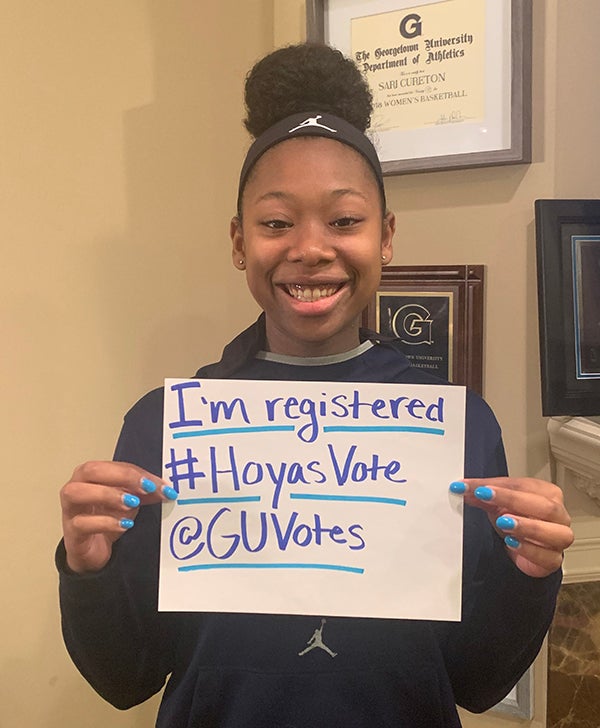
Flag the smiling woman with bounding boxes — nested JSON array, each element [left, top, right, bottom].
[[57, 41, 572, 728], [230, 46, 394, 357], [231, 136, 394, 356]]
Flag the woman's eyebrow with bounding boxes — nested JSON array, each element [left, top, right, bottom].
[[255, 190, 289, 203], [330, 187, 369, 201]]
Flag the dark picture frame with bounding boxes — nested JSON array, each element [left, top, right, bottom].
[[306, 0, 532, 175], [535, 199, 600, 417], [363, 265, 484, 394]]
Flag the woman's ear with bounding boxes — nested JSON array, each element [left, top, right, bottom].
[[381, 211, 395, 265], [230, 217, 246, 270]]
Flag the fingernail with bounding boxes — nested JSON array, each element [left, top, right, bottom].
[[474, 486, 494, 502], [504, 535, 520, 549], [496, 515, 516, 531], [449, 481, 467, 494], [122, 493, 141, 508], [162, 485, 178, 501], [120, 518, 135, 530], [141, 477, 157, 494]]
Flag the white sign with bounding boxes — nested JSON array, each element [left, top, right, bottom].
[[159, 379, 465, 620]]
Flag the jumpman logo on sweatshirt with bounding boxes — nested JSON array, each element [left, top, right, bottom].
[[298, 618, 337, 658]]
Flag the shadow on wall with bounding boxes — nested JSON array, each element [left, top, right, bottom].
[[97, 1, 270, 400]]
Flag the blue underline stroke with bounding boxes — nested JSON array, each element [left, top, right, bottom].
[[323, 425, 444, 435], [173, 426, 295, 439], [290, 493, 407, 506], [176, 496, 261, 505], [178, 562, 364, 574]]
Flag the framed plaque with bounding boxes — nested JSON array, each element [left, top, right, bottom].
[[363, 265, 484, 393], [535, 199, 600, 416], [306, 0, 532, 175]]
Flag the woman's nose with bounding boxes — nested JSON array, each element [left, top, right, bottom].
[[286, 224, 336, 266]]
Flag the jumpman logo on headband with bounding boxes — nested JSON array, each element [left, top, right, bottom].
[[288, 115, 338, 134], [298, 618, 337, 658]]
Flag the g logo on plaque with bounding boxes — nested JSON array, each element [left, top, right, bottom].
[[362, 265, 485, 394], [392, 304, 434, 345]]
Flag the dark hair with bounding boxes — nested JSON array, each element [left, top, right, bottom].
[[243, 43, 373, 138]]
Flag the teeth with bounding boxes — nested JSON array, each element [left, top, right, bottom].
[[285, 284, 339, 302]]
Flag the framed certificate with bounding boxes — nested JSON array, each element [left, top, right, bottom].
[[306, 0, 532, 174], [535, 199, 600, 416], [362, 265, 484, 394]]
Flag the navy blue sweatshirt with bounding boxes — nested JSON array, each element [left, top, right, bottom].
[[57, 317, 561, 726]]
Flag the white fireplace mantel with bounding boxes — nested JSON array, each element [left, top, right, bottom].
[[548, 416, 600, 584], [548, 416, 600, 504]]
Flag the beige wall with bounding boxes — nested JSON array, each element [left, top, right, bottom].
[[1, 1, 599, 726], [0, 3, 268, 726]]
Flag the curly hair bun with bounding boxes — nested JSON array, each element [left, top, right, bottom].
[[243, 43, 373, 138]]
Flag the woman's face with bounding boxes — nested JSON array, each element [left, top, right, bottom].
[[231, 137, 394, 357]]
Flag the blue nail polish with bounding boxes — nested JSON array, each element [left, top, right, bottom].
[[496, 515, 516, 531], [474, 486, 494, 501], [123, 493, 141, 508], [449, 481, 467, 494], [504, 535, 520, 549], [141, 477, 157, 494], [162, 486, 178, 501], [120, 518, 135, 530]]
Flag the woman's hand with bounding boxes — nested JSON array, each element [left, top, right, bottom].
[[60, 461, 177, 574], [452, 477, 574, 578]]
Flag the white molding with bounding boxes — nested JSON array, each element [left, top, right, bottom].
[[568, 536, 600, 552], [562, 568, 600, 584], [562, 536, 600, 583], [548, 416, 600, 505]]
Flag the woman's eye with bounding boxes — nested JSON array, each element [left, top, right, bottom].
[[332, 216, 361, 228], [263, 219, 291, 230]]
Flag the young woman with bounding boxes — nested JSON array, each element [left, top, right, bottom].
[[58, 43, 573, 727]]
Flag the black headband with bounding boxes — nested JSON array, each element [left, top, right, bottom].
[[236, 111, 386, 213]]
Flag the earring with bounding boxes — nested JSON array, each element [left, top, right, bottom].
[[381, 255, 387, 261], [239, 259, 244, 265]]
